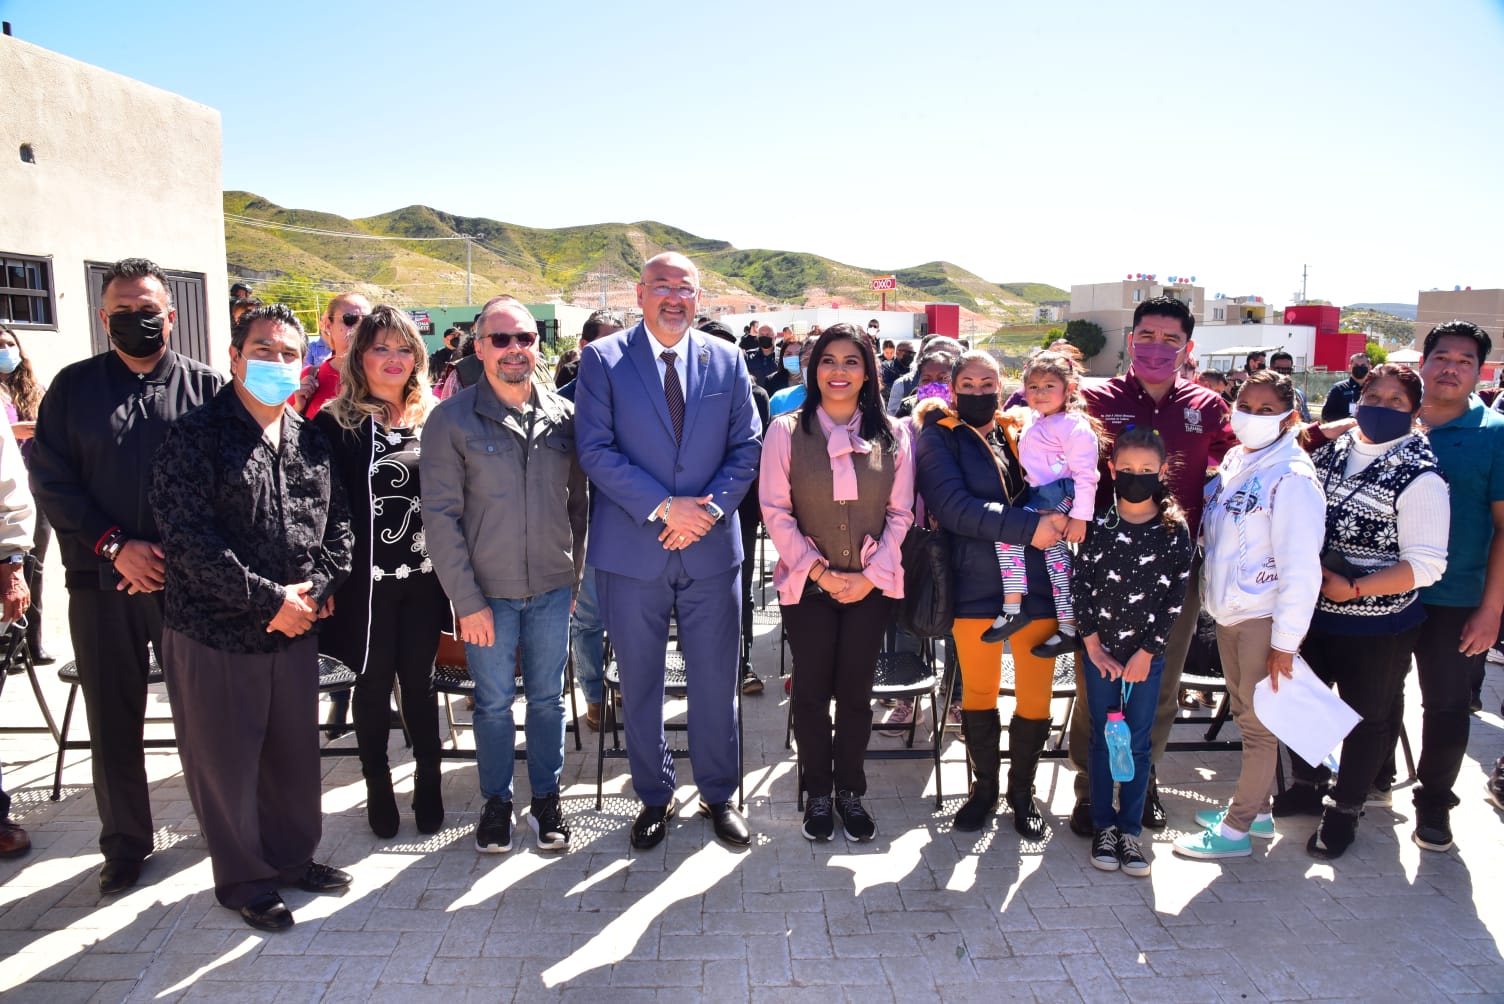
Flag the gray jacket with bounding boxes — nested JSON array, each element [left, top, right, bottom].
[[421, 377, 587, 617]]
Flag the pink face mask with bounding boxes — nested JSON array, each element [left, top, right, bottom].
[[1131, 341, 1180, 383], [915, 381, 952, 405]]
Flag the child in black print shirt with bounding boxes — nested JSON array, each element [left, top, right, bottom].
[[1071, 426, 1194, 878]]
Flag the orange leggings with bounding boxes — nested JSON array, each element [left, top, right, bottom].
[[953, 616, 1060, 719]]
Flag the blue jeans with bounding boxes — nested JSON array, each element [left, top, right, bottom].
[[465, 586, 571, 802], [569, 569, 605, 705], [1081, 648, 1164, 837]]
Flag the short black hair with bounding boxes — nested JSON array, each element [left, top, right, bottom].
[[231, 302, 307, 353], [881, 339, 894, 349], [1132, 295, 1194, 338], [102, 257, 174, 307], [698, 320, 735, 344], [229, 282, 253, 298], [1422, 319, 1492, 363], [1269, 350, 1293, 367], [582, 309, 626, 344]]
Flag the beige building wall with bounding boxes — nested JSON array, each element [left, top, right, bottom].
[[1068, 280, 1206, 375], [0, 36, 228, 383], [1416, 289, 1504, 346]]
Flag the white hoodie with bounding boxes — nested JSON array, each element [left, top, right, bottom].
[[1200, 430, 1325, 653]]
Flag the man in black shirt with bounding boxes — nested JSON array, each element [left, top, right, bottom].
[[745, 324, 781, 392], [150, 303, 353, 931], [1321, 352, 1371, 421], [30, 258, 223, 895], [428, 326, 461, 383]]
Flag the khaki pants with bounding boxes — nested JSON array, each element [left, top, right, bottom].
[[1215, 617, 1280, 833]]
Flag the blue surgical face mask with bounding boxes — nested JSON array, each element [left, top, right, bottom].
[[782, 356, 801, 375], [1354, 404, 1413, 444], [241, 358, 301, 407], [0, 348, 20, 374]]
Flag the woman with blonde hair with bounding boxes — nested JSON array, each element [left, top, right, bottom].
[[315, 305, 451, 838]]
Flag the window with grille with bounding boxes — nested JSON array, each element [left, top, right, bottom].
[[0, 254, 56, 328]]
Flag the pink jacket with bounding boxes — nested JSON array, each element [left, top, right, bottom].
[[1018, 410, 1100, 521], [760, 408, 915, 605]]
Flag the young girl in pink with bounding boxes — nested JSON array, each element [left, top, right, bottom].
[[982, 351, 1101, 658]]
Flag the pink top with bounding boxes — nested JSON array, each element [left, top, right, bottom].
[[760, 407, 915, 605], [1019, 409, 1100, 521]]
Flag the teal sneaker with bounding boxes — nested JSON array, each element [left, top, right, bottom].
[[1173, 827, 1252, 860], [1194, 806, 1275, 840]]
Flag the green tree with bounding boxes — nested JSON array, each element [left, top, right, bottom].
[[1365, 342, 1388, 366], [1059, 319, 1106, 361]]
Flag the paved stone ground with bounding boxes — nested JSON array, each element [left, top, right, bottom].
[[1, 551, 1503, 1002]]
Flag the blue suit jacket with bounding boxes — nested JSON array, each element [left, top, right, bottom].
[[575, 322, 763, 580]]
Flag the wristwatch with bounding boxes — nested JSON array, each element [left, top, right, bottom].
[[3, 553, 24, 565]]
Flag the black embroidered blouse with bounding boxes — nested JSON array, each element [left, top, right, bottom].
[[1071, 511, 1194, 663]]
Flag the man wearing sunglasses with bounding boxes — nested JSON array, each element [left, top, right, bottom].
[[422, 296, 587, 854], [293, 293, 369, 419], [575, 252, 762, 850]]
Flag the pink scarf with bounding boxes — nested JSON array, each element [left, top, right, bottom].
[[823, 410, 871, 502]]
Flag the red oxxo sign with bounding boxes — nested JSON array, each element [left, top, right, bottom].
[[871, 276, 897, 291]]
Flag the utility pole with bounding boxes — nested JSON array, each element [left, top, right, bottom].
[[1301, 263, 1309, 304], [463, 235, 474, 306], [587, 272, 614, 308]]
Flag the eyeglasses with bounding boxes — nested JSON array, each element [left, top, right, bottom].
[[485, 331, 537, 349], [340, 312, 365, 327], [645, 285, 698, 299]]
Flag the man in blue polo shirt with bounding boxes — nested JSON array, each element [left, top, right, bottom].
[[1407, 320, 1504, 851]]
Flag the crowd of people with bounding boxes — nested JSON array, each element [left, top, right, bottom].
[[0, 256, 1501, 935]]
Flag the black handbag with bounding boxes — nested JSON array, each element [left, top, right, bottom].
[[898, 520, 952, 638]]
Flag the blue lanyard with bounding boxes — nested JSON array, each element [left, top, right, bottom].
[[1121, 680, 1133, 706]]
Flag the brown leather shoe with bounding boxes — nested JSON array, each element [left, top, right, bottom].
[[585, 703, 601, 732], [0, 819, 30, 859]]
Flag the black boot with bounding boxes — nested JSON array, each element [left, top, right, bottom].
[[1005, 715, 1052, 840], [955, 710, 1002, 832], [413, 758, 445, 835], [363, 766, 399, 838]]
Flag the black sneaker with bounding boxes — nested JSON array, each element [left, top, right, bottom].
[[1116, 832, 1151, 877], [475, 796, 513, 853], [834, 790, 877, 842], [1142, 779, 1168, 830], [981, 611, 1034, 645], [802, 794, 834, 842], [528, 793, 570, 851], [1271, 782, 1327, 818], [1069, 798, 1094, 838], [1487, 756, 1504, 811], [1306, 805, 1360, 860], [1090, 827, 1120, 871], [1413, 798, 1454, 852], [741, 671, 765, 696]]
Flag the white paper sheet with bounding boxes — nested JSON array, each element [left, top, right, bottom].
[[1252, 655, 1362, 767]]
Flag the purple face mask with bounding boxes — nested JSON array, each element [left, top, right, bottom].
[[915, 381, 952, 406], [1131, 341, 1181, 383]]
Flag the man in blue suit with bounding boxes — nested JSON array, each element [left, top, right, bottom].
[[575, 252, 762, 849]]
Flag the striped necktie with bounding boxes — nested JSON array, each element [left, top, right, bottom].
[[661, 350, 684, 442]]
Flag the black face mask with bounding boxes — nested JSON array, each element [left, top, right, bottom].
[[954, 391, 999, 428], [757, 336, 774, 350], [1351, 365, 1370, 381], [1114, 471, 1160, 504], [108, 310, 166, 358]]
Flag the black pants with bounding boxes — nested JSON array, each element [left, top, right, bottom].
[[162, 629, 321, 908], [1291, 623, 1421, 810], [354, 574, 447, 773], [68, 586, 163, 862], [1410, 604, 1481, 808], [784, 588, 893, 798], [25, 507, 50, 651]]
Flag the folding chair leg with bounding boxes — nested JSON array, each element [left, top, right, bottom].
[[595, 688, 609, 811], [53, 684, 79, 801], [1204, 694, 1232, 742], [1399, 723, 1417, 782]]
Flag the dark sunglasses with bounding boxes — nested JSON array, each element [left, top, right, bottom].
[[340, 312, 364, 327], [485, 331, 537, 349]]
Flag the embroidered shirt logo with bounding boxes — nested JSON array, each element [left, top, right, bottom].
[[1184, 407, 1203, 434]]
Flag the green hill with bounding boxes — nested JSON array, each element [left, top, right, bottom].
[[225, 192, 1057, 320]]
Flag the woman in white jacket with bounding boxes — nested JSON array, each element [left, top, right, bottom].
[[1175, 371, 1325, 860]]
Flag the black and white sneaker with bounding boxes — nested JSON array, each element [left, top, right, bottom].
[[1412, 797, 1454, 852], [1487, 756, 1504, 811], [802, 794, 834, 842], [834, 790, 877, 842], [1116, 833, 1151, 877], [475, 796, 513, 853], [1090, 827, 1120, 872], [529, 793, 570, 851]]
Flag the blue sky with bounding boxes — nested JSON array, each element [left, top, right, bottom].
[[5, 0, 1502, 306]]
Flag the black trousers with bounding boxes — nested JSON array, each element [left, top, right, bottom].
[[784, 588, 893, 798], [1291, 623, 1421, 810], [25, 507, 50, 650], [163, 629, 322, 909], [1410, 604, 1481, 808], [354, 574, 447, 773], [67, 586, 163, 862]]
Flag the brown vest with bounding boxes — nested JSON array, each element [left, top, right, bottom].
[[785, 414, 895, 573]]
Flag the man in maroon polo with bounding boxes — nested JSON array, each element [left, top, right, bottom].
[[1066, 295, 1236, 834]]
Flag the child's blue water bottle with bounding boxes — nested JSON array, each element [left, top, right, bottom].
[[1105, 704, 1134, 783]]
